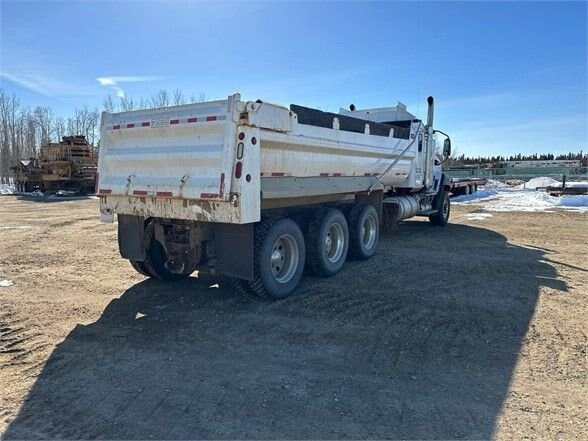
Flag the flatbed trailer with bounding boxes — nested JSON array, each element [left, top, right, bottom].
[[98, 93, 452, 299], [449, 178, 487, 196]]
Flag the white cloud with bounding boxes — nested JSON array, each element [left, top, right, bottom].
[[96, 76, 162, 98], [0, 70, 91, 97]]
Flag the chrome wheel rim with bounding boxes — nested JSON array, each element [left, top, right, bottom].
[[361, 214, 377, 250], [325, 222, 345, 263], [270, 234, 299, 283]]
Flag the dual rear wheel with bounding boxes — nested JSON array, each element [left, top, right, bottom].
[[129, 220, 191, 281], [130, 205, 381, 300], [248, 204, 380, 299]]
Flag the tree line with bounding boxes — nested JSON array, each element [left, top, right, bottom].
[[0, 88, 206, 184], [444, 151, 586, 167]]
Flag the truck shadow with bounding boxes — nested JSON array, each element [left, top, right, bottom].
[[15, 195, 97, 203], [3, 222, 566, 440]]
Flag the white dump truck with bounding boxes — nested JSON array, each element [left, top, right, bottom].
[[97, 94, 452, 299]]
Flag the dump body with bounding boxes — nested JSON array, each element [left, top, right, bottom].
[[98, 93, 435, 224]]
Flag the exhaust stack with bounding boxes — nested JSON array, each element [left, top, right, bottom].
[[427, 96, 434, 127]]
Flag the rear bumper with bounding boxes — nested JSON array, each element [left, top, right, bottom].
[[100, 195, 246, 224]]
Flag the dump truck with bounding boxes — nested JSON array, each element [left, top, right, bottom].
[[98, 94, 452, 299], [13, 135, 97, 194]]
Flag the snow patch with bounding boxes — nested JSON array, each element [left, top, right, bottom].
[[465, 213, 493, 221], [0, 279, 14, 287], [454, 188, 588, 213], [0, 184, 16, 195], [516, 177, 561, 189], [452, 176, 588, 213], [482, 191, 558, 212], [485, 179, 509, 189], [452, 189, 500, 203]]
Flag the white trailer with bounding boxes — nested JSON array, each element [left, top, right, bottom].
[[98, 93, 452, 299]]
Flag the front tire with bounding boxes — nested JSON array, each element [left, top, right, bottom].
[[429, 191, 450, 226], [249, 217, 306, 299]]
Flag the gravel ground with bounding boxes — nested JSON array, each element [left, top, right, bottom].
[[0, 195, 586, 439]]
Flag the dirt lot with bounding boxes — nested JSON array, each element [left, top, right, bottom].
[[0, 195, 586, 439]]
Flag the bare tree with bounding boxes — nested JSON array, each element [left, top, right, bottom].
[[151, 89, 170, 108], [119, 97, 135, 112], [172, 89, 185, 106], [103, 94, 117, 113], [33, 106, 54, 147], [53, 116, 66, 141]]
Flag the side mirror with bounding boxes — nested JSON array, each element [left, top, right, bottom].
[[443, 138, 451, 157]]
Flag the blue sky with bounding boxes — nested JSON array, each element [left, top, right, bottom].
[[0, 1, 586, 157]]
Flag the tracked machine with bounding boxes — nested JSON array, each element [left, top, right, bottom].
[[13, 135, 97, 194]]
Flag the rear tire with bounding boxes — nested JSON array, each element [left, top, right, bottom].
[[306, 208, 349, 277], [429, 191, 450, 226], [129, 259, 152, 277], [249, 217, 306, 299], [348, 204, 379, 260], [142, 221, 189, 281]]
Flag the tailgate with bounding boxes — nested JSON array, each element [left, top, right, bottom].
[[98, 98, 235, 201]]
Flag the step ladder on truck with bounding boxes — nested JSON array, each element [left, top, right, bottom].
[[97, 94, 452, 299]]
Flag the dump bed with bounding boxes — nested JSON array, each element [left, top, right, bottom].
[[98, 93, 431, 224]]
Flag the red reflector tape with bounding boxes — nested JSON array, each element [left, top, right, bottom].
[[271, 172, 285, 177], [156, 191, 173, 197], [200, 193, 219, 199], [187, 117, 198, 123], [126, 123, 135, 128], [98, 189, 112, 194], [206, 116, 217, 121], [133, 190, 148, 196], [170, 119, 179, 125], [112, 125, 120, 130], [142, 121, 150, 127]]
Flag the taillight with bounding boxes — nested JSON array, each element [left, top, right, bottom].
[[235, 161, 243, 179]]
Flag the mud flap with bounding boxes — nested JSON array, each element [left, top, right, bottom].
[[215, 223, 254, 281], [118, 214, 146, 261]]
